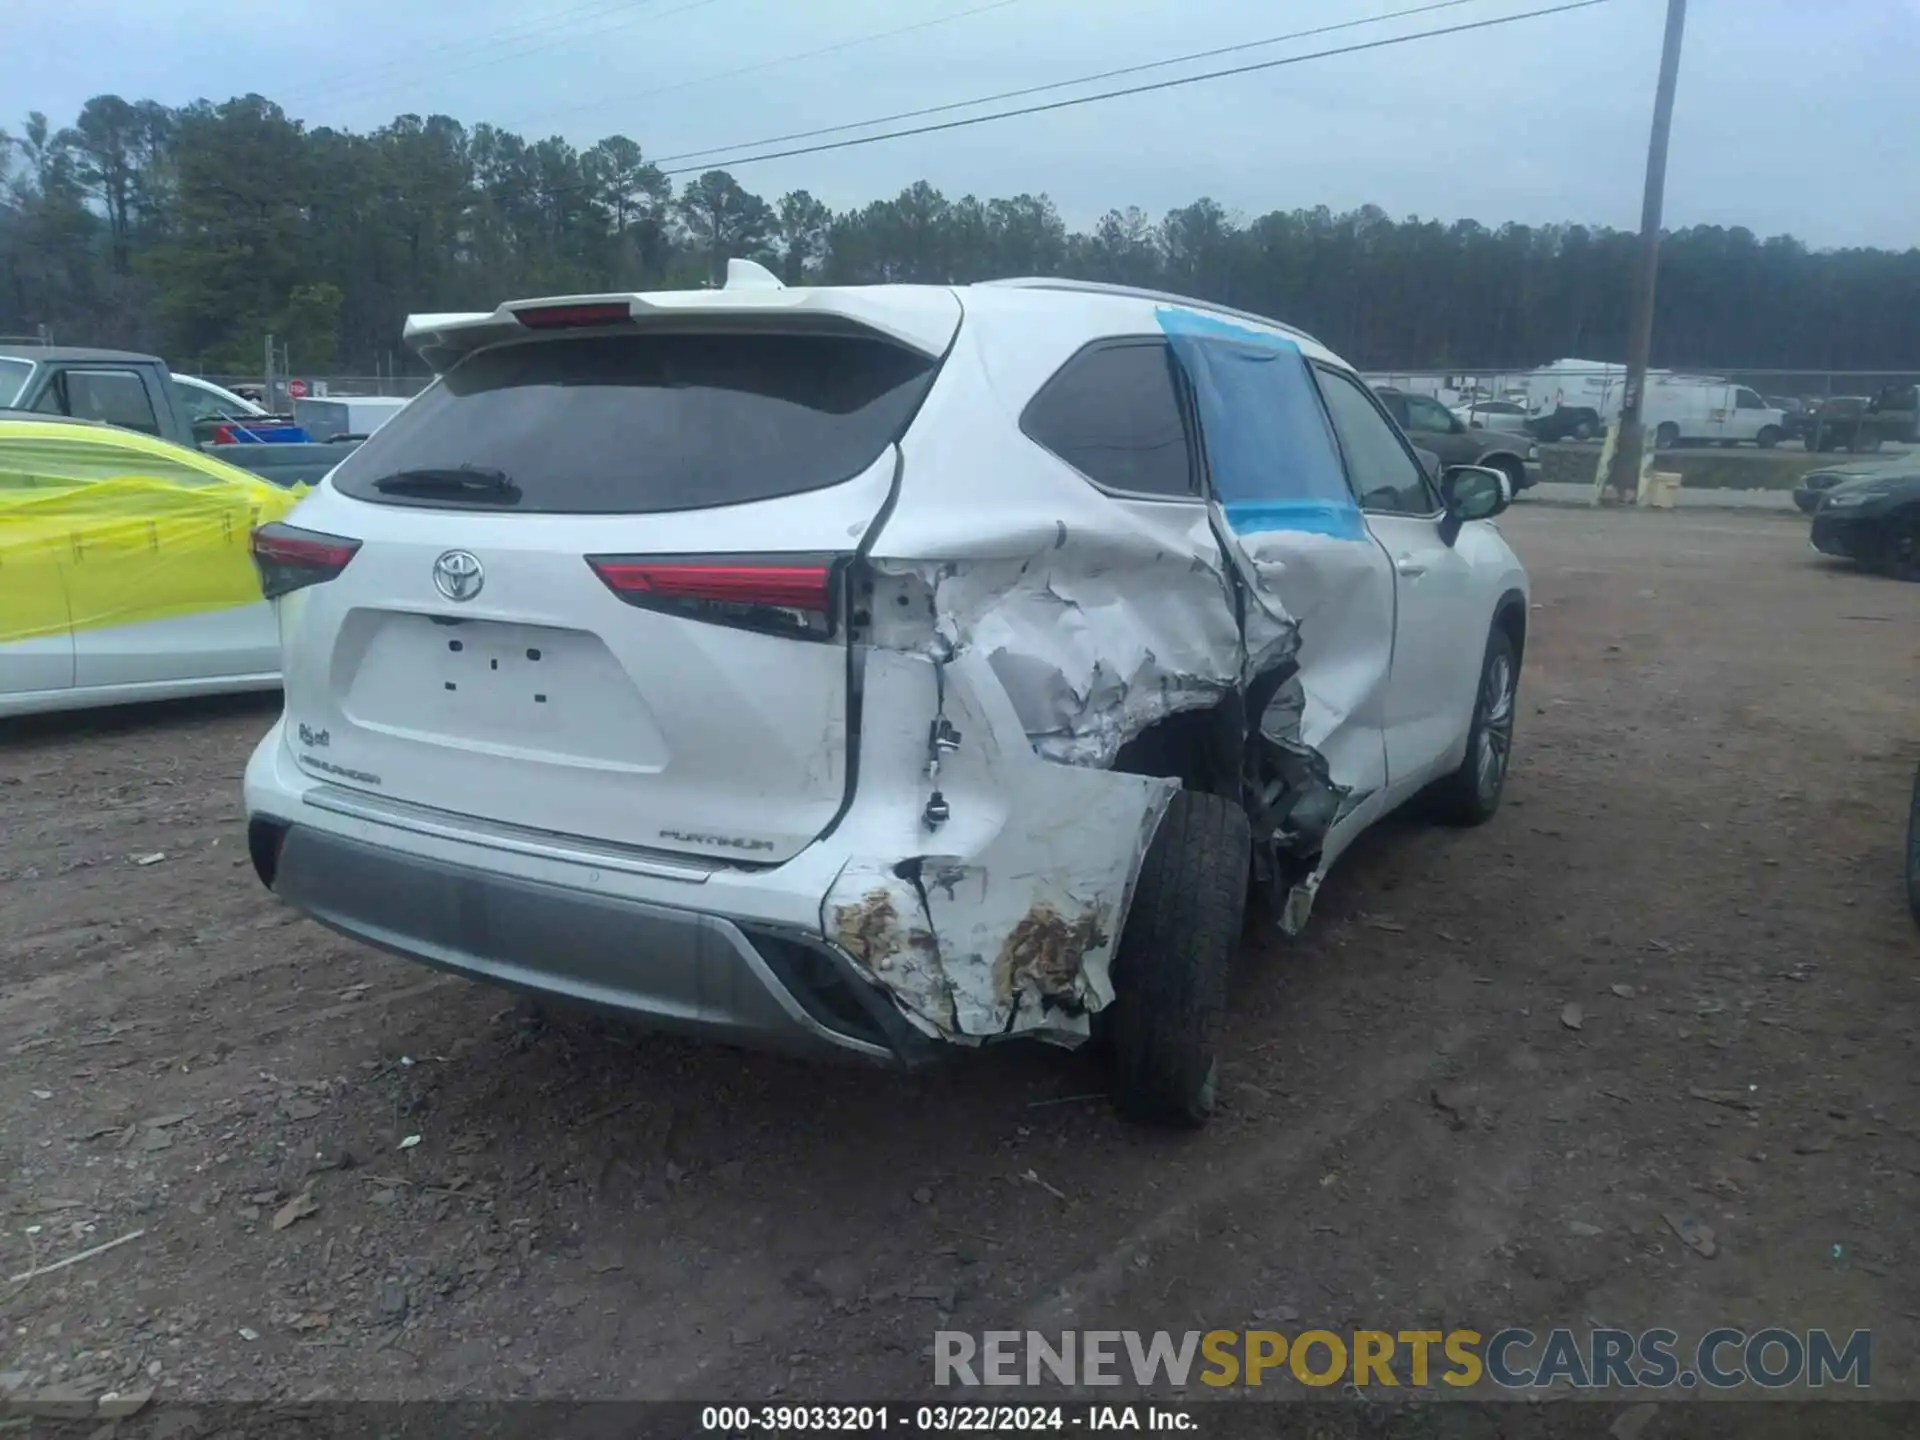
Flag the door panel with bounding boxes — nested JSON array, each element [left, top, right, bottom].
[[0, 536, 76, 696], [1161, 325, 1392, 810], [1363, 512, 1481, 784], [67, 466, 277, 687], [1312, 367, 1482, 793]]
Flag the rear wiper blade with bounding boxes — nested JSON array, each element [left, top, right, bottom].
[[370, 465, 521, 500]]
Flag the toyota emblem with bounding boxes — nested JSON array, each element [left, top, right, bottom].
[[432, 550, 485, 602]]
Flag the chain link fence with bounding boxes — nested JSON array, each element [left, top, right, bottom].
[[198, 373, 436, 401]]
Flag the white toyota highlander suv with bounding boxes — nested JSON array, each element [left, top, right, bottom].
[[244, 264, 1529, 1127]]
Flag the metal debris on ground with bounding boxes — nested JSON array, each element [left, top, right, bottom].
[[7, 1228, 146, 1284]]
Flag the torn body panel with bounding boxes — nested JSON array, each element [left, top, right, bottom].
[[824, 646, 1177, 1043], [821, 299, 1394, 1042]]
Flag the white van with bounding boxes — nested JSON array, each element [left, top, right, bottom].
[[1642, 378, 1785, 449]]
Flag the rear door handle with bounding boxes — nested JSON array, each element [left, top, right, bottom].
[[1395, 558, 1428, 578]]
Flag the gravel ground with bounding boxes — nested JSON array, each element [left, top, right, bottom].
[[1, 505, 1916, 1414]]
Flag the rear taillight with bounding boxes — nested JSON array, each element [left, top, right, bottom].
[[586, 556, 842, 640], [512, 301, 633, 330], [251, 522, 362, 600]]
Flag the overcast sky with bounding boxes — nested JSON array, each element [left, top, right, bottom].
[[14, 0, 1917, 248]]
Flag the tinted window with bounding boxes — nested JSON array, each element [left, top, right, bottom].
[[330, 331, 939, 513], [1022, 340, 1195, 498], [42, 369, 161, 434], [1734, 388, 1764, 409], [1316, 367, 1439, 516]]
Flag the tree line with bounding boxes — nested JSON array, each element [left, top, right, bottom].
[[3, 92, 1916, 377]]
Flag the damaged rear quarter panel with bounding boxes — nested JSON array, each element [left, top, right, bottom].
[[825, 647, 1178, 1044], [822, 294, 1387, 1041]]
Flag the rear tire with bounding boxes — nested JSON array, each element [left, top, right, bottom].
[[1106, 790, 1251, 1129], [1425, 626, 1519, 827], [1654, 422, 1680, 450]]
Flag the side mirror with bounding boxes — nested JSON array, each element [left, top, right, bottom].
[[1439, 464, 1509, 544]]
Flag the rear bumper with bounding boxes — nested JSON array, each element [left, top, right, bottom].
[[257, 819, 933, 1067], [244, 644, 1178, 1054]]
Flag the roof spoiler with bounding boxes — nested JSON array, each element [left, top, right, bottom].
[[403, 264, 958, 375]]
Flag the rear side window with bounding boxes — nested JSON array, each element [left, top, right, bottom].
[[35, 369, 162, 435], [1021, 339, 1196, 498], [330, 331, 939, 513]]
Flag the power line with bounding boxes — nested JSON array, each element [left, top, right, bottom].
[[277, 0, 661, 108], [325, 0, 737, 125], [655, 0, 1614, 178], [504, 0, 1034, 133], [652, 0, 1486, 168]]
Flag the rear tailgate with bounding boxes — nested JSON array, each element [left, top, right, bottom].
[[267, 301, 958, 865]]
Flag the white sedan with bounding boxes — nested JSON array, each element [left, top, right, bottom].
[[0, 414, 302, 718], [1451, 399, 1533, 434]]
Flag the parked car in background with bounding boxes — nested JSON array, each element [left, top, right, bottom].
[[1790, 385, 1919, 453], [0, 413, 304, 717], [244, 268, 1529, 1128], [1791, 458, 1887, 513], [174, 373, 269, 423], [1526, 405, 1604, 442], [1373, 386, 1539, 491], [1805, 456, 1920, 580], [1450, 399, 1531, 434], [1789, 396, 1879, 453], [0, 344, 363, 488]]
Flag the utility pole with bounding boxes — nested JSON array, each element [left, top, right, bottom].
[[1601, 0, 1688, 505]]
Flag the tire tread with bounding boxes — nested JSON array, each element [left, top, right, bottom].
[[1108, 790, 1251, 1128]]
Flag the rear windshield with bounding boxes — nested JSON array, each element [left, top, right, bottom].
[[329, 331, 939, 513]]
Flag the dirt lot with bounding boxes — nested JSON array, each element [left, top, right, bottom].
[[2, 505, 1917, 1410]]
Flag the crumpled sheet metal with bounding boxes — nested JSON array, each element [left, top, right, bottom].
[[830, 304, 1393, 1039], [872, 520, 1245, 768], [824, 647, 1179, 1044], [0, 420, 305, 645]]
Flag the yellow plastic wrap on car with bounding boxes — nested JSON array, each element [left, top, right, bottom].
[[0, 419, 307, 645]]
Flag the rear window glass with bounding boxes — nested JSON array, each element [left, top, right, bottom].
[[329, 331, 939, 513]]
